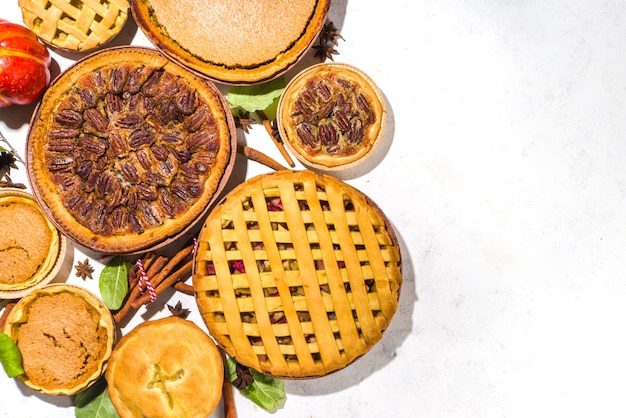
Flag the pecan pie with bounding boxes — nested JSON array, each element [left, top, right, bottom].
[[277, 63, 387, 171], [0, 189, 66, 299], [193, 170, 402, 378], [106, 317, 223, 418], [3, 284, 115, 395], [18, 0, 130, 51], [26, 47, 236, 254], [129, 0, 330, 84]]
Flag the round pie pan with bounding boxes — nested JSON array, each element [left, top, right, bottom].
[[277, 62, 387, 172], [129, 0, 331, 85], [26, 46, 238, 255], [0, 188, 67, 300]]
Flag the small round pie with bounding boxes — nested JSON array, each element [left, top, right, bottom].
[[0, 189, 66, 299], [3, 284, 115, 395], [26, 46, 236, 254], [129, 0, 330, 84], [193, 170, 402, 378], [19, 0, 130, 51], [106, 317, 224, 418], [277, 63, 386, 171]]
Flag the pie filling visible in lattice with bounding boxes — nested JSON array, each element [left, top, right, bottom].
[[194, 170, 402, 378], [27, 47, 234, 254]]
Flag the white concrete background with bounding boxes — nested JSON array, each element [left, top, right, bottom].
[[2, 0, 626, 417]]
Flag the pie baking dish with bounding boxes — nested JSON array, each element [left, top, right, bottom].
[[129, 0, 331, 84], [3, 284, 115, 395], [193, 170, 402, 378], [277, 62, 387, 171], [106, 317, 223, 418], [26, 46, 236, 254], [0, 188, 66, 299], [18, 0, 130, 51]]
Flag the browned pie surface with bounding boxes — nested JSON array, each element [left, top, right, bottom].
[[106, 317, 223, 418], [27, 47, 234, 254], [0, 196, 54, 288], [4, 284, 114, 395], [194, 170, 402, 378], [130, 0, 330, 84]]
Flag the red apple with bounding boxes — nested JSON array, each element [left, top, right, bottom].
[[0, 19, 51, 107]]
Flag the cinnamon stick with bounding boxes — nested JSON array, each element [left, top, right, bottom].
[[132, 259, 193, 307], [220, 348, 238, 418], [173, 281, 195, 296], [261, 118, 295, 167], [0, 302, 16, 330], [237, 145, 288, 172]]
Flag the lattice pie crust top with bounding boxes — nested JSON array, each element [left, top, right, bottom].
[[193, 170, 402, 378]]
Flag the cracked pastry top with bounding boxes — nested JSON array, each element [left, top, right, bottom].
[[3, 284, 115, 395], [129, 0, 331, 84], [26, 47, 235, 254], [18, 0, 130, 51], [193, 170, 403, 378], [277, 63, 387, 171], [0, 189, 65, 299], [106, 317, 223, 418]]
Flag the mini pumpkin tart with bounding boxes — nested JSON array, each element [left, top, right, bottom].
[[106, 317, 223, 418], [18, 0, 130, 52], [3, 284, 115, 395], [193, 170, 402, 378], [277, 63, 387, 171], [26, 46, 236, 254], [129, 0, 331, 84], [0, 188, 66, 300]]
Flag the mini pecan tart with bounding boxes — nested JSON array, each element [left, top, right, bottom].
[[193, 170, 402, 378], [106, 317, 223, 418], [19, 0, 130, 51], [0, 189, 66, 300], [129, 0, 330, 84], [277, 63, 387, 171], [3, 284, 115, 395], [26, 46, 236, 254]]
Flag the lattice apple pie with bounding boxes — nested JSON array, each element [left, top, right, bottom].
[[193, 170, 402, 378], [26, 46, 235, 254]]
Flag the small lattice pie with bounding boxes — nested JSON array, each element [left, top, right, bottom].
[[26, 47, 235, 254], [19, 0, 129, 51], [193, 170, 402, 378]]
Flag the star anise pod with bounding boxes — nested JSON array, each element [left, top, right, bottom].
[[0, 152, 18, 176], [313, 41, 339, 62], [75, 258, 94, 280], [0, 174, 26, 189], [232, 361, 254, 390], [320, 21, 344, 46], [167, 300, 191, 319], [235, 110, 255, 134]]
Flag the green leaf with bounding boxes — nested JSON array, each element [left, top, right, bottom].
[[99, 256, 131, 310], [0, 332, 24, 378], [226, 356, 286, 412], [75, 377, 119, 418], [227, 77, 286, 114]]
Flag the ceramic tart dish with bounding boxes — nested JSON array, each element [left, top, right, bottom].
[[0, 188, 66, 300], [3, 284, 115, 396], [18, 0, 130, 52], [106, 317, 223, 418], [193, 170, 402, 378], [26, 46, 237, 255], [128, 0, 331, 85], [277, 62, 387, 171]]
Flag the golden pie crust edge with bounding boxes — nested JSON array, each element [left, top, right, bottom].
[[106, 317, 223, 418], [0, 189, 67, 300], [26, 46, 236, 255], [3, 283, 115, 395], [129, 0, 331, 84], [193, 170, 402, 378], [278, 62, 387, 171], [19, 0, 130, 52]]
